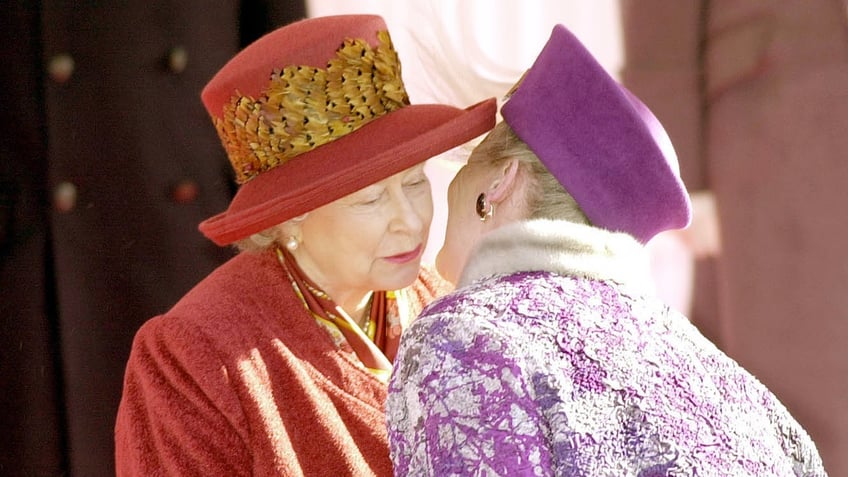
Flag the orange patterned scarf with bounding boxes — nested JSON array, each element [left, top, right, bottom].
[[276, 247, 398, 381]]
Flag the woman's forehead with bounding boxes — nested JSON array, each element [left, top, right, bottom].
[[333, 164, 429, 201]]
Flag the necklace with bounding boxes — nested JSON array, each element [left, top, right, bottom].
[[359, 297, 376, 340]]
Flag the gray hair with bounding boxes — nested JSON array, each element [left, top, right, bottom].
[[233, 214, 308, 253], [234, 227, 281, 253], [473, 121, 590, 225]]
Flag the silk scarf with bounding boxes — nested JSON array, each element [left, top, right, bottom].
[[276, 247, 398, 381]]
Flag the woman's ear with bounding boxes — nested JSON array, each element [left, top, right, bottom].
[[486, 158, 520, 204], [276, 213, 309, 242]]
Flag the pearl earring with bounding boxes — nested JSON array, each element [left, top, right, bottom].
[[285, 236, 299, 251], [476, 193, 494, 222]]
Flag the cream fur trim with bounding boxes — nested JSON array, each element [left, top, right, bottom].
[[458, 219, 655, 295]]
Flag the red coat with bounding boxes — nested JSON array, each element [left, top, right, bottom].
[[620, 1, 848, 474], [115, 250, 448, 476]]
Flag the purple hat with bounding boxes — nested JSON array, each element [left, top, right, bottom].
[[501, 24, 691, 243]]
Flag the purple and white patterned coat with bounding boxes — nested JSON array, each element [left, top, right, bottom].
[[387, 220, 826, 476]]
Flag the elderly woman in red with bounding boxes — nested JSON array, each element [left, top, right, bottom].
[[113, 15, 495, 476]]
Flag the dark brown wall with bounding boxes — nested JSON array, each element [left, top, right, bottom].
[[0, 1, 305, 475]]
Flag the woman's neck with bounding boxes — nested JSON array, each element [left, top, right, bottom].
[[283, 247, 373, 327], [276, 247, 374, 328], [333, 290, 374, 328]]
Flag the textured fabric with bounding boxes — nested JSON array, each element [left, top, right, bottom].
[[116, 249, 449, 476], [387, 220, 826, 476]]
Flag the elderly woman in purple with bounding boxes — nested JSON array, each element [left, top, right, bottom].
[[386, 24, 826, 476]]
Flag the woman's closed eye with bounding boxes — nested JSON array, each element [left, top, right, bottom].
[[356, 192, 384, 206], [403, 176, 429, 189]]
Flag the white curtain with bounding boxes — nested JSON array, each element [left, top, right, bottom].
[[306, 0, 623, 106]]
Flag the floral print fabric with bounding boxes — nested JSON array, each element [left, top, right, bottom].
[[387, 271, 826, 476]]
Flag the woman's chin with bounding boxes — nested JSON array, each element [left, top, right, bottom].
[[379, 259, 423, 291]]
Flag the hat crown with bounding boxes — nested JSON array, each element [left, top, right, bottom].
[[501, 24, 691, 243], [202, 15, 409, 184]]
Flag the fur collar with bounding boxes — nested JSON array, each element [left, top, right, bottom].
[[458, 219, 655, 295]]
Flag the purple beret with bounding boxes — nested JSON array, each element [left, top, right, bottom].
[[501, 24, 691, 243]]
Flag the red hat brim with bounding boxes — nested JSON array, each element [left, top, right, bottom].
[[200, 97, 496, 245]]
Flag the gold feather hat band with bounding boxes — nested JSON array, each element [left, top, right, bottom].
[[199, 15, 496, 246]]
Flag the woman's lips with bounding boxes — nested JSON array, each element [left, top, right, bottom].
[[384, 245, 423, 264]]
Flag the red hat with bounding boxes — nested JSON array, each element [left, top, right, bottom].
[[199, 15, 496, 245]]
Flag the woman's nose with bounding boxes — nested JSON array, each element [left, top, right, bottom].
[[388, 193, 426, 234]]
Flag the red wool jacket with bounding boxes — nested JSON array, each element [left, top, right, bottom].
[[115, 249, 448, 476]]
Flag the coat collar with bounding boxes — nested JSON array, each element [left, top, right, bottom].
[[458, 219, 655, 295]]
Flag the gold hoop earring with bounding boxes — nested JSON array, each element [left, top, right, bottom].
[[285, 236, 300, 251], [476, 193, 494, 222]]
